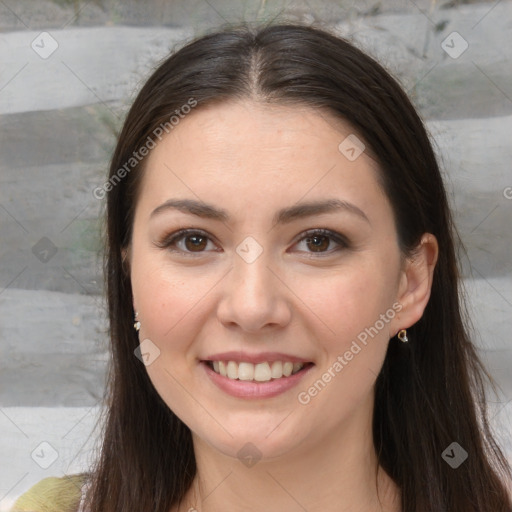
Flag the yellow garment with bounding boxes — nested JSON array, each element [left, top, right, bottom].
[[11, 474, 88, 512]]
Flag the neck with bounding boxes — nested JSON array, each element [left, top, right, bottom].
[[175, 394, 401, 512]]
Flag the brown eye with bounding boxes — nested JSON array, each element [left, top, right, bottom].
[[156, 229, 218, 255], [305, 235, 331, 252], [184, 234, 208, 252], [293, 229, 348, 255]]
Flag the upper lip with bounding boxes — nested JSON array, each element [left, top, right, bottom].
[[202, 351, 312, 364]]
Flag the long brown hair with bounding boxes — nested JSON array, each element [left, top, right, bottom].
[[85, 23, 512, 511]]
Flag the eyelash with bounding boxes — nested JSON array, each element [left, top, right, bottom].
[[155, 228, 349, 257]]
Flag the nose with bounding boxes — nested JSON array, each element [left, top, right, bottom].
[[216, 251, 292, 333]]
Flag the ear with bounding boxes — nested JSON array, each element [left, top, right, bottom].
[[390, 233, 438, 336]]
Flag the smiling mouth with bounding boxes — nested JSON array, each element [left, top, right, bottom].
[[203, 360, 313, 382]]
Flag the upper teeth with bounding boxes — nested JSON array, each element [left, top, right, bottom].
[[211, 361, 304, 381]]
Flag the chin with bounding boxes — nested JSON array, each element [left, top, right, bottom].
[[191, 418, 312, 464]]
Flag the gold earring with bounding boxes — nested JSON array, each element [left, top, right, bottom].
[[134, 312, 141, 332], [397, 329, 408, 343]]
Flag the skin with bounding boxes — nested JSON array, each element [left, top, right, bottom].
[[127, 100, 438, 512]]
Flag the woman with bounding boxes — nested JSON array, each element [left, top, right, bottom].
[[12, 23, 512, 512]]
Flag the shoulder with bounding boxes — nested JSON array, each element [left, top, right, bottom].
[[10, 473, 89, 512]]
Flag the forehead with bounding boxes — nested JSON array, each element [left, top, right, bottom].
[[153, 100, 361, 160], [137, 100, 389, 225]]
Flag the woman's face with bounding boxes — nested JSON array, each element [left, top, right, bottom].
[[129, 100, 407, 460]]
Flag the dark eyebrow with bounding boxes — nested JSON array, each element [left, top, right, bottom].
[[150, 198, 369, 224], [273, 199, 369, 225], [151, 199, 229, 221]]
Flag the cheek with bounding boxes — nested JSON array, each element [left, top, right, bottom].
[[130, 254, 213, 357], [295, 273, 393, 426], [305, 263, 396, 348], [130, 259, 212, 412], [295, 260, 399, 407]]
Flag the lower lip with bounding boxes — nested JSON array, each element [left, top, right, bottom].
[[201, 362, 314, 399]]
